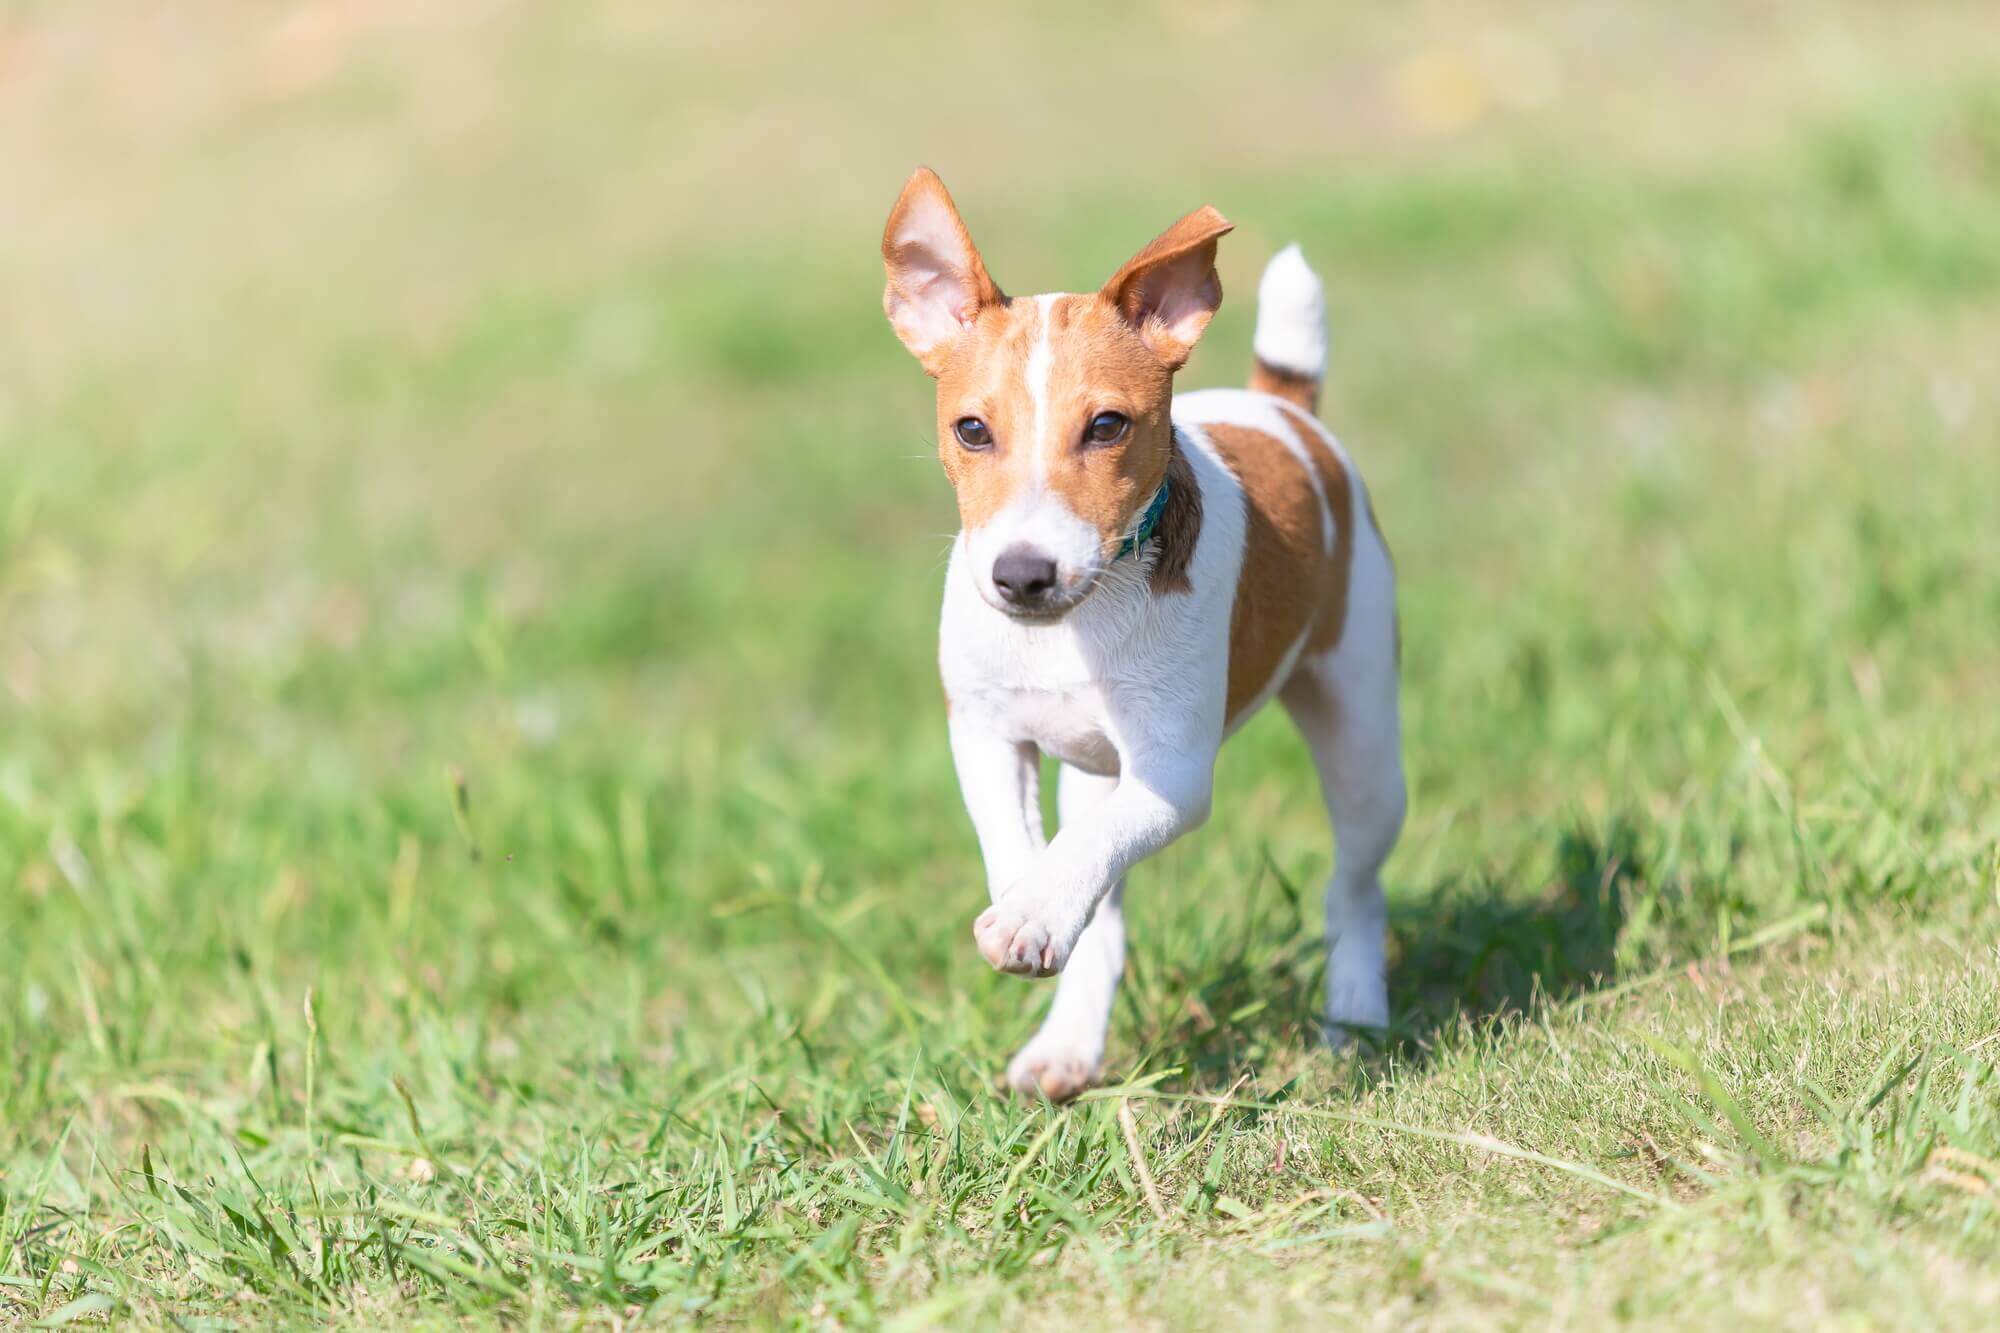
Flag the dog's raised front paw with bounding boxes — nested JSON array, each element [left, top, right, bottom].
[[972, 900, 1070, 977], [1006, 1040, 1102, 1102]]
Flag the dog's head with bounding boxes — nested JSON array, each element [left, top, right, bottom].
[[881, 169, 1230, 622]]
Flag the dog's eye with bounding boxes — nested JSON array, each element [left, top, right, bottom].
[[1084, 411, 1129, 446], [954, 417, 994, 451]]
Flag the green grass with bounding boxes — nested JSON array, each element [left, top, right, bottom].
[[4, 2, 2000, 1326]]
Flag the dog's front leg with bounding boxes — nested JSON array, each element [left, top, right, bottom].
[[1005, 765, 1125, 1100], [973, 743, 1215, 977], [948, 716, 1047, 901]]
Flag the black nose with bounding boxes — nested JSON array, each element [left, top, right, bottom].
[[991, 546, 1059, 605]]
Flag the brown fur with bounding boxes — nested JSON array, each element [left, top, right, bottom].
[[1203, 422, 1338, 722], [934, 294, 1177, 551], [1247, 357, 1321, 413], [930, 298, 1041, 527], [1272, 402, 1357, 655], [1101, 207, 1233, 369], [1147, 439, 1203, 594]]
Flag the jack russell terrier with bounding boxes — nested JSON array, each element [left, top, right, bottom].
[[881, 169, 1405, 1099]]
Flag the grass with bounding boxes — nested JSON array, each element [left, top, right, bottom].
[[4, 0, 2000, 1326]]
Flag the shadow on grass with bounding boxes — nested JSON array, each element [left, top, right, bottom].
[[1386, 820, 1638, 1058], [1129, 820, 1641, 1094]]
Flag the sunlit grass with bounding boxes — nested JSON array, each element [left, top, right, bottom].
[[3, 2, 1999, 1326]]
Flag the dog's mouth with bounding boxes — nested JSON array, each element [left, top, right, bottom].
[[999, 600, 1079, 625]]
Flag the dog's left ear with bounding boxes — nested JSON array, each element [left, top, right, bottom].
[[1101, 206, 1234, 369]]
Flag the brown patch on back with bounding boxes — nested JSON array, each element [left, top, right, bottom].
[[1147, 438, 1203, 594], [1248, 357, 1321, 413], [1204, 422, 1335, 722], [1272, 403, 1357, 657]]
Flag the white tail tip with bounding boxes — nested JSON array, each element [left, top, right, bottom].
[[1252, 242, 1328, 379]]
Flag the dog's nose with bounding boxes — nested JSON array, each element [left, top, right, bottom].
[[991, 546, 1060, 606]]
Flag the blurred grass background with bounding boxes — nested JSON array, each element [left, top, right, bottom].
[[3, 1, 1999, 1326]]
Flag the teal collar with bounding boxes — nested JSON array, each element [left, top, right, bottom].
[[1114, 477, 1171, 561]]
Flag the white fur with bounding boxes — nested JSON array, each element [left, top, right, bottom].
[[1006, 766, 1124, 1094], [1025, 293, 1060, 484], [1252, 243, 1328, 378], [963, 491, 1104, 614], [940, 259, 1402, 1098]]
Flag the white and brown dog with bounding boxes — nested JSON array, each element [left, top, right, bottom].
[[881, 169, 1405, 1099]]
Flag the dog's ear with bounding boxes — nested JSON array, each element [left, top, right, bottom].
[[882, 168, 1003, 376], [1100, 206, 1233, 369]]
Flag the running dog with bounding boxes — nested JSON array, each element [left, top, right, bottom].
[[880, 169, 1405, 1098]]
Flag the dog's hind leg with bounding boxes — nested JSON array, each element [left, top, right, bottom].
[[1280, 519, 1405, 1043], [1006, 765, 1125, 1100]]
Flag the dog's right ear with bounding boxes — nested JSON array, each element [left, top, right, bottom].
[[882, 168, 1003, 376]]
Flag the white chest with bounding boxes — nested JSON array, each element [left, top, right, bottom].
[[938, 547, 1130, 775], [957, 677, 1121, 775]]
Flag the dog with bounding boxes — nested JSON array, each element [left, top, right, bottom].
[[880, 169, 1405, 1099]]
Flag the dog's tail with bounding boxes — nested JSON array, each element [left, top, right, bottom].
[[1246, 243, 1327, 414]]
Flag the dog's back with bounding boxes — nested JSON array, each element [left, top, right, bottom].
[[1172, 244, 1397, 731]]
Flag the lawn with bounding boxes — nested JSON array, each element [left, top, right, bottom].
[[4, 1, 2000, 1326]]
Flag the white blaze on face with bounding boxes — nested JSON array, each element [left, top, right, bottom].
[[964, 293, 1105, 612], [1026, 292, 1057, 485]]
